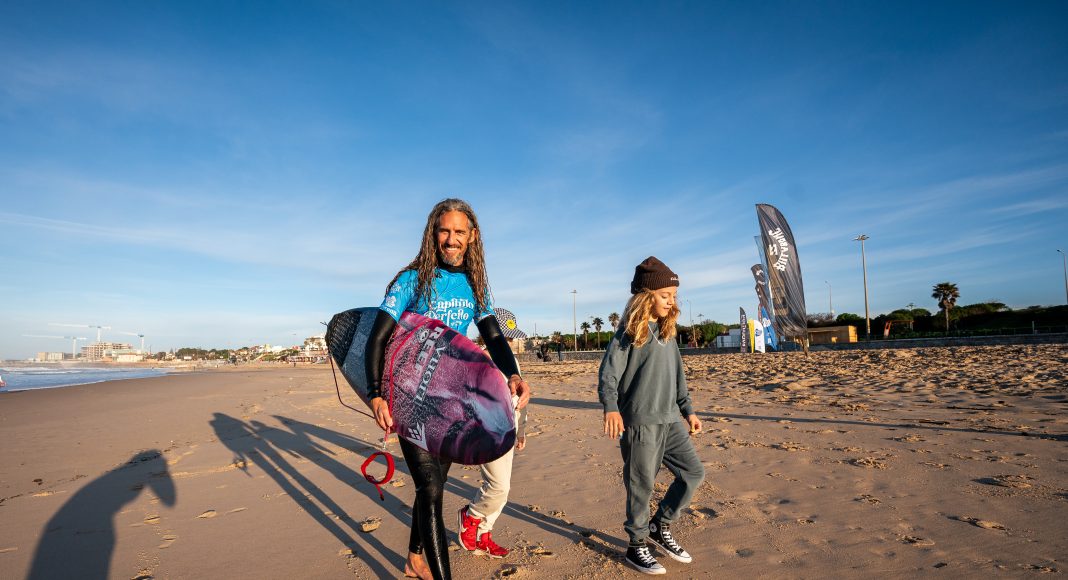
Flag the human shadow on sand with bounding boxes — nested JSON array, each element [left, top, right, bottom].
[[528, 396, 601, 411], [275, 415, 627, 566], [209, 413, 406, 577], [28, 450, 176, 580]]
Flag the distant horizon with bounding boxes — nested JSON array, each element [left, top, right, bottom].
[[7, 300, 1066, 361], [3, 2, 1067, 359]]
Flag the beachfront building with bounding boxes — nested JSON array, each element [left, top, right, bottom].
[[81, 342, 136, 361], [808, 326, 858, 345], [715, 328, 743, 348], [35, 351, 72, 362]]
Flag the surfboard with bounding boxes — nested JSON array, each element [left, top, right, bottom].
[[326, 307, 516, 465]]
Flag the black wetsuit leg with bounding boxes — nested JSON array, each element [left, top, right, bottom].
[[401, 438, 452, 580]]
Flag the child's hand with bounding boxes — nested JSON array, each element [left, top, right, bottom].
[[516, 436, 526, 451], [604, 412, 624, 438], [687, 414, 702, 434]]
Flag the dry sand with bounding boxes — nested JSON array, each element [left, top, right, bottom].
[[1, 344, 1065, 579]]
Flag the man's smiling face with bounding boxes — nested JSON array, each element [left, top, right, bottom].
[[436, 210, 474, 267]]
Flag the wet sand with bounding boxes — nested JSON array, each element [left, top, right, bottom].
[[1, 345, 1065, 578]]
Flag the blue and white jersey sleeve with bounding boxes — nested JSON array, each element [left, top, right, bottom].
[[478, 292, 494, 322], [379, 270, 417, 322]]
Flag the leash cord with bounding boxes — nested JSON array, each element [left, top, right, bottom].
[[328, 318, 437, 501], [329, 353, 394, 500]]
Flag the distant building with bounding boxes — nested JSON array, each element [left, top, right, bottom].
[[82, 342, 136, 361], [36, 352, 70, 362], [303, 334, 326, 354], [808, 326, 857, 345], [715, 329, 742, 349]]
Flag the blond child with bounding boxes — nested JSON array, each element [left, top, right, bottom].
[[598, 256, 704, 575]]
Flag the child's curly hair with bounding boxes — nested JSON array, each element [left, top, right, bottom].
[[621, 289, 680, 347]]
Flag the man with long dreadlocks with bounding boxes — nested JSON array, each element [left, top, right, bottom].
[[363, 198, 531, 580]]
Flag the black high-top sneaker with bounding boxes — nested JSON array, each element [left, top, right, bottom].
[[648, 521, 692, 563], [625, 544, 666, 575]]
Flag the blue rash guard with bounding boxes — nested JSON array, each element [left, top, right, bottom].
[[363, 264, 519, 401], [379, 268, 493, 335]]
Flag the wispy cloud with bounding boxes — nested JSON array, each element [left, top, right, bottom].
[[989, 196, 1068, 217]]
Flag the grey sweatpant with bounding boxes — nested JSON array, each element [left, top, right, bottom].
[[620, 420, 705, 545]]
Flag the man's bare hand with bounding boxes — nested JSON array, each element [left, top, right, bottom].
[[370, 397, 393, 431]]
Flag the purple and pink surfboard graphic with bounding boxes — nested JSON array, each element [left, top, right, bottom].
[[327, 307, 516, 465]]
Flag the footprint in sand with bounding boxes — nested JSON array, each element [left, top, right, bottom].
[[360, 517, 382, 532], [144, 514, 161, 524], [856, 495, 881, 505], [848, 457, 888, 469], [196, 510, 217, 519], [900, 535, 935, 546], [952, 516, 1006, 530], [976, 474, 1034, 489], [158, 534, 178, 549]]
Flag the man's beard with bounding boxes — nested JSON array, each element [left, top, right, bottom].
[[439, 248, 464, 266]]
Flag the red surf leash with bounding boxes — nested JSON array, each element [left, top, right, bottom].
[[359, 320, 438, 499], [329, 354, 395, 500], [328, 320, 431, 501]]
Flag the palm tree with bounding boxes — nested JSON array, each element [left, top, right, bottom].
[[931, 282, 960, 333], [591, 317, 604, 348], [580, 321, 591, 349], [609, 312, 620, 330]]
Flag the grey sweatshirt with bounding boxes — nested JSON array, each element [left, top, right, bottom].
[[598, 322, 694, 425]]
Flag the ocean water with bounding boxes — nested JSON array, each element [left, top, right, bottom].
[[0, 366, 172, 392]]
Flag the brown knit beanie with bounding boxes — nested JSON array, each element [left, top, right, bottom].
[[631, 256, 679, 294]]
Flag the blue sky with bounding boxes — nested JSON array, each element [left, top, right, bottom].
[[2, 1, 1067, 359]]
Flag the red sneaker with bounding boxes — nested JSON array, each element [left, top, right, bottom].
[[457, 505, 481, 551], [476, 532, 510, 558]]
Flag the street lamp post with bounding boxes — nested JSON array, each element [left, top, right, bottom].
[[571, 289, 578, 352], [854, 235, 871, 340], [685, 299, 694, 347], [825, 280, 833, 318], [1058, 250, 1068, 305]]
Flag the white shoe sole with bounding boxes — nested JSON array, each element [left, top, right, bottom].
[[457, 507, 475, 552], [648, 538, 692, 564], [625, 557, 666, 575]]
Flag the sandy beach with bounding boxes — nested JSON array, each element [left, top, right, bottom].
[[1, 344, 1066, 579]]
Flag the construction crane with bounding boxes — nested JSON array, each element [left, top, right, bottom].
[[23, 335, 88, 357], [49, 323, 111, 343], [118, 331, 146, 353]]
